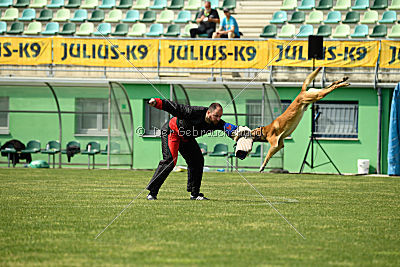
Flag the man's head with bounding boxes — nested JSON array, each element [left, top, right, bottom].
[[206, 103, 223, 125], [223, 8, 231, 18], [204, 1, 211, 12]]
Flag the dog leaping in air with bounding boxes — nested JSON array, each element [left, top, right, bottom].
[[235, 67, 350, 172]]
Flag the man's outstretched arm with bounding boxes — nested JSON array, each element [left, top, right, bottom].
[[148, 98, 202, 119]]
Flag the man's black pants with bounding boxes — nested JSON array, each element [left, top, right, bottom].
[[190, 24, 215, 38], [147, 119, 204, 197]]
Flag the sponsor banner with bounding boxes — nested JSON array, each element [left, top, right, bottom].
[[0, 37, 52, 65], [268, 40, 379, 68], [53, 38, 158, 67], [159, 39, 269, 69], [380, 40, 400, 69]]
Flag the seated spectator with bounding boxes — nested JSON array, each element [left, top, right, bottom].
[[190, 1, 220, 38], [213, 8, 240, 39]]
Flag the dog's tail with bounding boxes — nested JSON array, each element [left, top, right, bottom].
[[301, 67, 322, 91]]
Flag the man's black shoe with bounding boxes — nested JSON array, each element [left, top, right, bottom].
[[190, 193, 209, 200]]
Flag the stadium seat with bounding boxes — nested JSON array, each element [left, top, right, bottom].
[[352, 0, 368, 10], [36, 9, 53, 21], [101, 142, 120, 154], [360, 10, 378, 24], [219, 0, 236, 10], [117, 0, 132, 8], [168, 0, 183, 9], [198, 143, 208, 155], [370, 24, 387, 37], [270, 11, 287, 24], [14, 0, 30, 8], [53, 9, 70, 22], [157, 10, 174, 23], [333, 0, 350, 10], [47, 0, 64, 8], [185, 0, 201, 10], [306, 10, 323, 24], [104, 9, 122, 22], [76, 22, 94, 35], [250, 145, 263, 157], [332, 24, 350, 38], [174, 10, 191, 23], [278, 24, 295, 38], [23, 21, 41, 34], [81, 141, 100, 169], [111, 23, 128, 36], [324, 11, 341, 24], [316, 24, 331, 37], [281, 0, 297, 10], [122, 10, 139, 22], [94, 22, 111, 35], [99, 0, 115, 8], [164, 24, 180, 36], [388, 24, 400, 38], [150, 0, 167, 9], [41, 22, 59, 35], [127, 22, 146, 36], [58, 22, 76, 35], [70, 9, 88, 22], [140, 10, 156, 23], [260, 24, 277, 37], [298, 0, 315, 10], [61, 141, 80, 155], [389, 0, 400, 10], [181, 23, 196, 37], [209, 144, 228, 157], [379, 10, 397, 23], [371, 0, 388, 9], [297, 24, 313, 37], [88, 10, 105, 22], [343, 11, 360, 23], [65, 0, 81, 8], [18, 8, 35, 21], [208, 0, 219, 9], [192, 11, 200, 22], [41, 140, 60, 168], [29, 0, 46, 7], [1, 8, 18, 21], [21, 140, 41, 154], [81, 0, 98, 8], [288, 11, 305, 24], [0, 0, 12, 7], [132, 0, 150, 9], [350, 24, 368, 38], [145, 23, 163, 36], [316, 0, 332, 10], [0, 21, 7, 34]]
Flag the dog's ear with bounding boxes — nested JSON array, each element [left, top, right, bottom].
[[302, 67, 322, 91]]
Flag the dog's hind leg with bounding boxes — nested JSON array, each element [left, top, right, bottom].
[[302, 67, 322, 91]]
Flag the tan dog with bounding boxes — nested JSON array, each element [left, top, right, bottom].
[[251, 67, 350, 172]]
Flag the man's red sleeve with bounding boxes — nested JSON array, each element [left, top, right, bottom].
[[154, 98, 163, 110]]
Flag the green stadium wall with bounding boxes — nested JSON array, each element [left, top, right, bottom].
[[0, 83, 393, 174]]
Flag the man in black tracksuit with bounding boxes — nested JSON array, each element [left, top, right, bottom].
[[146, 98, 240, 200]]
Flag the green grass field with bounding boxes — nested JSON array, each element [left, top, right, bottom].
[[1, 169, 399, 266]]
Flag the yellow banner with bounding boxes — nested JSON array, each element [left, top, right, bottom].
[[53, 38, 158, 67], [0, 37, 52, 65], [268, 40, 379, 68], [160, 39, 269, 69], [380, 40, 400, 69]]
